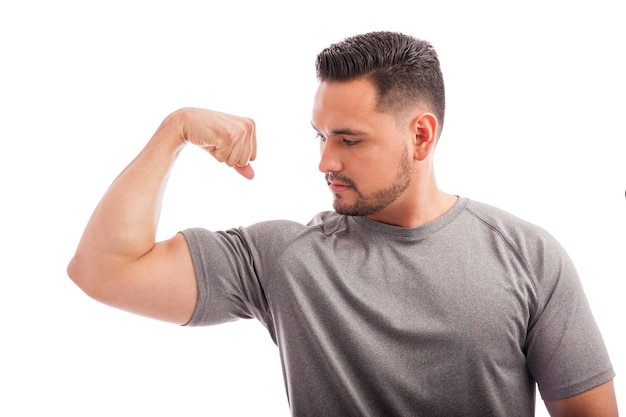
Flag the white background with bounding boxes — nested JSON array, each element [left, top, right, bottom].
[[1, 1, 623, 415]]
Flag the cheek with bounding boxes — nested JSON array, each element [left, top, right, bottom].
[[372, 144, 408, 170], [377, 144, 412, 176], [355, 152, 401, 186]]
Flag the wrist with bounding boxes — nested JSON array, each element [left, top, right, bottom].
[[153, 109, 189, 154]]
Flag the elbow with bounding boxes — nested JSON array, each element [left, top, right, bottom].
[[66, 253, 104, 301], [66, 255, 82, 287]]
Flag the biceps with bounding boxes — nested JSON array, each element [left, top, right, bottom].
[[545, 379, 618, 417], [98, 233, 199, 325]]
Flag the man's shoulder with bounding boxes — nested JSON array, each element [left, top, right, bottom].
[[244, 211, 348, 241], [464, 199, 549, 235], [463, 198, 566, 260]]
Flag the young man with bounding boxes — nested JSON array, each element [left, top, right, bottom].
[[68, 31, 617, 416]]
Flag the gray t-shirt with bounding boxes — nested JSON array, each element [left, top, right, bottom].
[[182, 197, 614, 416]]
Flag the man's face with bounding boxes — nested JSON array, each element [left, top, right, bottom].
[[312, 78, 415, 219]]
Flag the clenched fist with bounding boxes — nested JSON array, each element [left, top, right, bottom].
[[169, 107, 257, 179]]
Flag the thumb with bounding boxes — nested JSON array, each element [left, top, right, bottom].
[[234, 164, 255, 180]]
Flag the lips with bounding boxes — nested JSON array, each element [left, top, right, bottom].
[[329, 182, 351, 193], [326, 174, 355, 193]]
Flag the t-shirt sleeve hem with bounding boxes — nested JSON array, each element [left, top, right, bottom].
[[539, 367, 616, 401], [178, 229, 209, 327]]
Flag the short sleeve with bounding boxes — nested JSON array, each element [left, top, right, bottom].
[[524, 235, 615, 400], [180, 220, 306, 330], [181, 227, 266, 326]]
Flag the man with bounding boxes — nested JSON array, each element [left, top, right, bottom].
[[68, 31, 617, 416]]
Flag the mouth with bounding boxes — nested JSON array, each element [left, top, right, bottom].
[[329, 182, 352, 193], [326, 174, 354, 194]]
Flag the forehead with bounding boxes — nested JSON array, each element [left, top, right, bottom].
[[312, 78, 385, 132], [313, 78, 378, 113]]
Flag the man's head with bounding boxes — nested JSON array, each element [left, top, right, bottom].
[[316, 31, 445, 137], [312, 32, 446, 225]]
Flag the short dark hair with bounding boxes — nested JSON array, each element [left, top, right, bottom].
[[316, 31, 445, 133]]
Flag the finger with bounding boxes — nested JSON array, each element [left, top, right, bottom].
[[210, 137, 232, 163], [225, 134, 247, 168], [230, 118, 255, 167], [236, 128, 255, 167], [249, 125, 257, 162], [234, 163, 255, 180], [202, 144, 254, 179], [231, 121, 256, 168], [201, 145, 220, 162]]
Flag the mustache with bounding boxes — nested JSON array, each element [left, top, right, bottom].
[[325, 173, 356, 188]]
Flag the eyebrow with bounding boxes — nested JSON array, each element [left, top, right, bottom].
[[310, 122, 367, 137]]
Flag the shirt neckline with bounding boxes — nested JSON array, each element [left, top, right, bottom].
[[350, 196, 468, 239]]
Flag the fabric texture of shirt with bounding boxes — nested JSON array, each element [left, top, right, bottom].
[[182, 197, 614, 417]]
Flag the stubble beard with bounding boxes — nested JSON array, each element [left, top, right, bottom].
[[329, 149, 413, 217]]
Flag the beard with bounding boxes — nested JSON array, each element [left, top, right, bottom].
[[327, 148, 413, 216]]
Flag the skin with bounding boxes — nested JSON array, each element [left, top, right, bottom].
[[312, 78, 456, 228], [67, 79, 618, 416], [67, 108, 256, 324], [545, 380, 618, 416]]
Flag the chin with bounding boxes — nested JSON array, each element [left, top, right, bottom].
[[333, 200, 381, 217]]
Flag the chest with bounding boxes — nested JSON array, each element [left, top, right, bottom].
[[268, 233, 536, 360]]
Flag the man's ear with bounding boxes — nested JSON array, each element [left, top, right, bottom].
[[411, 112, 438, 161]]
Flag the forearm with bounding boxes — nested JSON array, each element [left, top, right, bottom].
[[67, 107, 256, 321], [69, 112, 185, 274]]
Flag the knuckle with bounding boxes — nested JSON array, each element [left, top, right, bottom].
[[243, 117, 256, 130]]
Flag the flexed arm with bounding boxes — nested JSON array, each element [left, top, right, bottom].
[[67, 108, 257, 324]]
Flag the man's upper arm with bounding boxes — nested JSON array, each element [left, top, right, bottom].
[[545, 379, 618, 417], [71, 232, 198, 325]]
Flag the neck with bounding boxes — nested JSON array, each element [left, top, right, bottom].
[[366, 173, 457, 228]]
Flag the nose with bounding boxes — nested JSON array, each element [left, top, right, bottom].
[[318, 139, 343, 173]]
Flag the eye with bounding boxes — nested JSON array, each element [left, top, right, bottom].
[[342, 138, 359, 146], [316, 133, 327, 142]]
